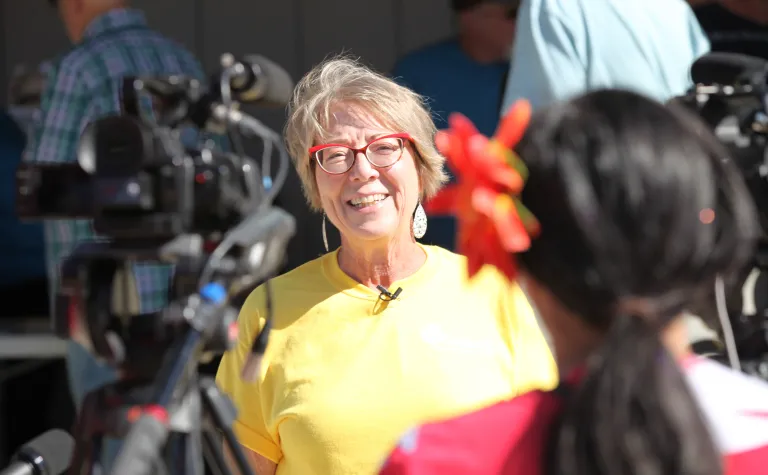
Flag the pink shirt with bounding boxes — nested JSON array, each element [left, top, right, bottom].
[[380, 357, 768, 474]]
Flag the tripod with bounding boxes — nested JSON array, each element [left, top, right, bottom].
[[59, 205, 296, 475], [68, 376, 252, 475], [59, 242, 256, 475]]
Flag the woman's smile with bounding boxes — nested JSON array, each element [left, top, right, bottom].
[[347, 193, 391, 212]]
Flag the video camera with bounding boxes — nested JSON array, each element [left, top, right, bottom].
[[17, 52, 295, 365], [673, 52, 768, 379], [15, 53, 296, 475]]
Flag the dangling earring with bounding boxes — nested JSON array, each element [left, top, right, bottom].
[[322, 213, 329, 252], [413, 202, 427, 239]]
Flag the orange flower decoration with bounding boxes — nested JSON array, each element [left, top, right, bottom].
[[425, 100, 540, 281]]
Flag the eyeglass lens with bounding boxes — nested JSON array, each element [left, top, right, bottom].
[[315, 137, 404, 174]]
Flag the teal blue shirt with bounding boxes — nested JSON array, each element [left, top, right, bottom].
[[501, 0, 711, 112], [393, 39, 509, 251]]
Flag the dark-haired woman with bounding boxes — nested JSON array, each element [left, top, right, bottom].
[[379, 89, 768, 475]]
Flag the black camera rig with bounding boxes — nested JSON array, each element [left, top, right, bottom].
[[15, 52, 296, 475], [674, 52, 768, 379]]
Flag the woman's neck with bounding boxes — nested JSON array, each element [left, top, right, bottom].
[[337, 236, 426, 289], [661, 316, 693, 361], [558, 315, 693, 376]]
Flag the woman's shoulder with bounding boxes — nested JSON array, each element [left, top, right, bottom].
[[380, 391, 560, 475], [238, 253, 335, 324], [423, 245, 514, 289], [422, 245, 466, 267], [683, 357, 768, 468]]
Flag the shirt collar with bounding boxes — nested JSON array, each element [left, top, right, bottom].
[[80, 8, 147, 43]]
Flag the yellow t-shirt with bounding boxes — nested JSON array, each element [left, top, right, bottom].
[[215, 245, 557, 475]]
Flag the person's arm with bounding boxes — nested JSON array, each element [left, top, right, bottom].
[[500, 3, 586, 113], [31, 64, 96, 165], [216, 287, 283, 471], [687, 3, 711, 61]]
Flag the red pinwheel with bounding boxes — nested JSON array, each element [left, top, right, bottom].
[[425, 100, 540, 281]]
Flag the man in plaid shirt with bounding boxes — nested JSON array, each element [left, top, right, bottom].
[[30, 0, 206, 408]]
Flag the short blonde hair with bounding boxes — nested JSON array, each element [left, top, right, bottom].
[[284, 55, 448, 210]]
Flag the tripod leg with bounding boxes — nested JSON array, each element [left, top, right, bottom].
[[201, 428, 229, 475], [149, 456, 169, 475], [90, 437, 104, 475], [170, 431, 205, 475], [199, 378, 254, 475], [69, 389, 101, 475]]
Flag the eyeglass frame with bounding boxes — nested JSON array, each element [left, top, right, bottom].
[[309, 133, 415, 175]]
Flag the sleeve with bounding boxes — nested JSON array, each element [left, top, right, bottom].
[[502, 281, 559, 394], [30, 63, 95, 164], [500, 3, 585, 113], [215, 287, 283, 463], [687, 5, 711, 64]]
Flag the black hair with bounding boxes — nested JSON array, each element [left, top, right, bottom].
[[516, 89, 759, 475]]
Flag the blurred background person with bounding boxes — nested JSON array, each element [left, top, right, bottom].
[[501, 0, 710, 112], [381, 89, 768, 475], [694, 0, 768, 59], [392, 0, 518, 136], [26, 0, 209, 469], [392, 0, 518, 251], [32, 0, 206, 405], [217, 56, 557, 475]]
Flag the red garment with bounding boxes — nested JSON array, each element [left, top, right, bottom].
[[380, 357, 768, 475]]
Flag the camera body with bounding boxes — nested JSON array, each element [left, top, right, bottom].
[[673, 52, 768, 377], [17, 78, 258, 242], [674, 56, 768, 238], [16, 63, 294, 373]]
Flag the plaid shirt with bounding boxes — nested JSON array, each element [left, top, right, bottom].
[[28, 8, 205, 314]]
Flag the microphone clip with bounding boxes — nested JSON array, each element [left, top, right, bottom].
[[376, 285, 402, 302]]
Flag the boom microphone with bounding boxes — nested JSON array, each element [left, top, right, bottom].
[[0, 429, 74, 475], [223, 54, 295, 106]]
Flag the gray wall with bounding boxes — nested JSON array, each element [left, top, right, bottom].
[[0, 0, 456, 270], [0, 0, 455, 129]]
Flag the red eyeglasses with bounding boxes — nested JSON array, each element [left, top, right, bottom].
[[309, 133, 414, 175]]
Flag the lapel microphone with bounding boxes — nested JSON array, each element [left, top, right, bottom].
[[376, 285, 403, 301]]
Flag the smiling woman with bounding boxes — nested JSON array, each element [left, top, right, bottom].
[[215, 55, 558, 475]]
